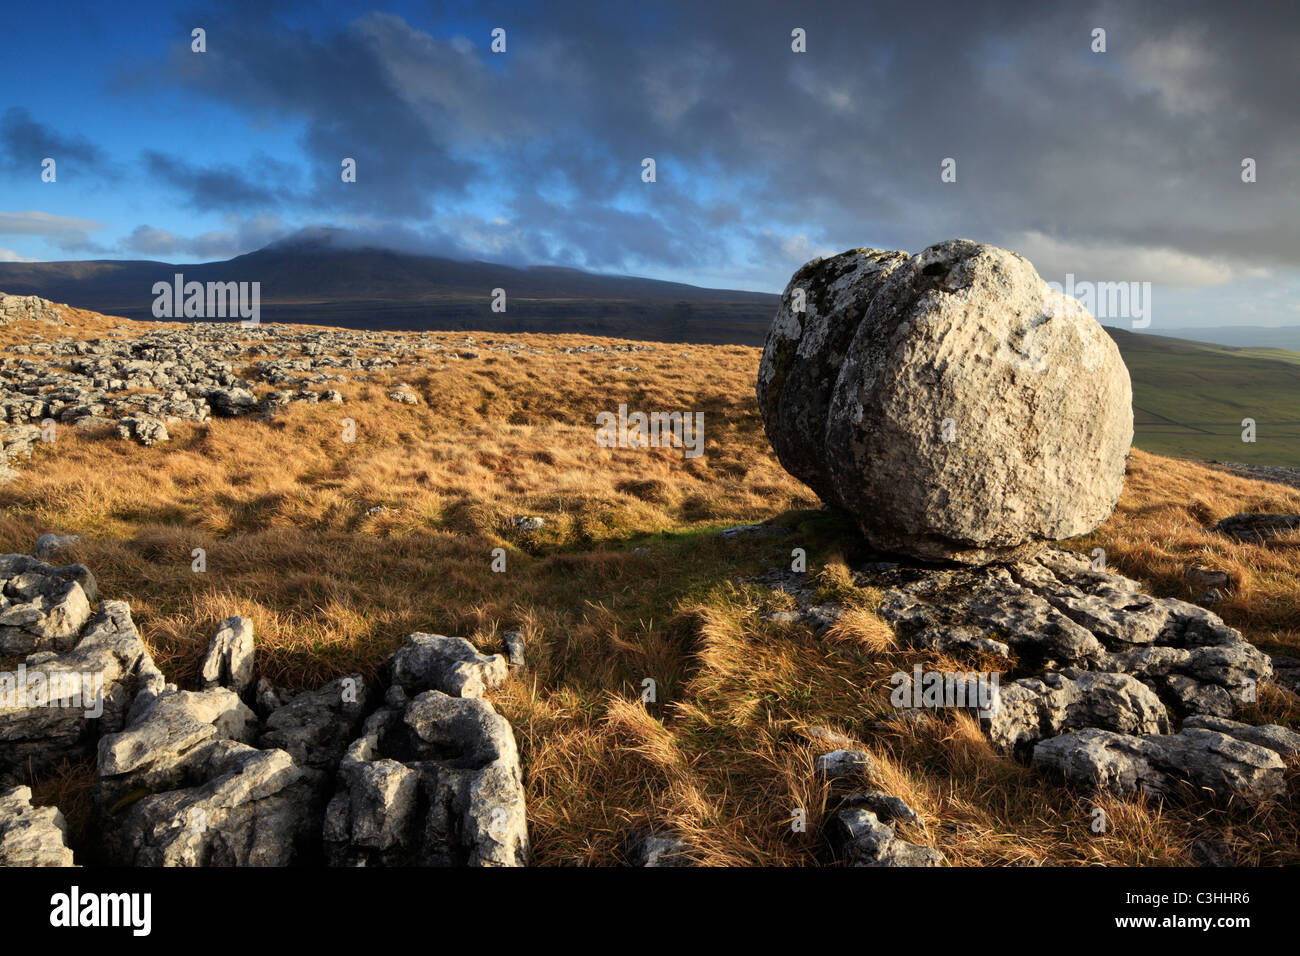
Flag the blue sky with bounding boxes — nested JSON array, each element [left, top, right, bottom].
[[1, 0, 1298, 331]]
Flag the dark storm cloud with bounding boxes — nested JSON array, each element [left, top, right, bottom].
[[0, 108, 113, 179], [122, 214, 291, 260], [142, 0, 1299, 286], [143, 151, 296, 211], [139, 8, 481, 219]]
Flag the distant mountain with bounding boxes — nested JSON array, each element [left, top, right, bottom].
[[0, 235, 781, 345]]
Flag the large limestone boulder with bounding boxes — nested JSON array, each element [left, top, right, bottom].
[[758, 239, 1133, 564], [757, 248, 908, 504]]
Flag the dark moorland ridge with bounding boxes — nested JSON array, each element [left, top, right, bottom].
[[0, 235, 779, 346]]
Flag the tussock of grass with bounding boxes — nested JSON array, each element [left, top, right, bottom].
[[4, 314, 1297, 864]]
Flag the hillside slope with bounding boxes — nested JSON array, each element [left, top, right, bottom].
[[1105, 327, 1300, 466], [1, 302, 1296, 865]]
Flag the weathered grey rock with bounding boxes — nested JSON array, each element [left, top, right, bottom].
[[259, 674, 372, 771], [0, 293, 66, 326], [622, 828, 696, 866], [93, 680, 325, 866], [878, 548, 1270, 716], [827, 808, 945, 867], [98, 739, 324, 866], [0, 786, 76, 866], [802, 603, 844, 631], [198, 616, 255, 698], [778, 544, 1284, 807], [879, 563, 1107, 668], [841, 790, 924, 829], [1211, 513, 1300, 542], [325, 739, 420, 862], [72, 416, 117, 432], [32, 533, 80, 562], [756, 248, 908, 503], [1186, 567, 1232, 590], [1010, 556, 1170, 646], [987, 671, 1170, 755], [1, 423, 43, 462], [97, 688, 258, 800], [761, 240, 1132, 564], [324, 690, 528, 866], [1163, 674, 1236, 718], [206, 386, 257, 416], [0, 599, 159, 781], [815, 749, 876, 781], [501, 631, 526, 670], [1269, 654, 1300, 693], [390, 633, 508, 699], [907, 625, 1011, 657], [1180, 715, 1300, 757], [115, 415, 169, 446], [1033, 726, 1286, 800], [253, 678, 294, 717], [0, 555, 95, 657], [387, 385, 419, 404]]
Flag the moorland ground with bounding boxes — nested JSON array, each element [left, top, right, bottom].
[[2, 310, 1298, 865]]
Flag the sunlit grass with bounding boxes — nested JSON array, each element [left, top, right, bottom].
[[6, 313, 1298, 865]]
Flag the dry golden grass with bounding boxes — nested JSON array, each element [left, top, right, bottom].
[[4, 311, 1297, 865]]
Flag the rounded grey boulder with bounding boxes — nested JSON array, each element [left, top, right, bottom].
[[758, 239, 1133, 564], [757, 248, 908, 503]]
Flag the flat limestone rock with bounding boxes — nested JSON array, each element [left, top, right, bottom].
[[98, 740, 324, 866], [987, 671, 1170, 756], [1033, 726, 1286, 801], [1210, 513, 1300, 542], [0, 554, 98, 656], [390, 633, 508, 699], [0, 785, 76, 866]]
